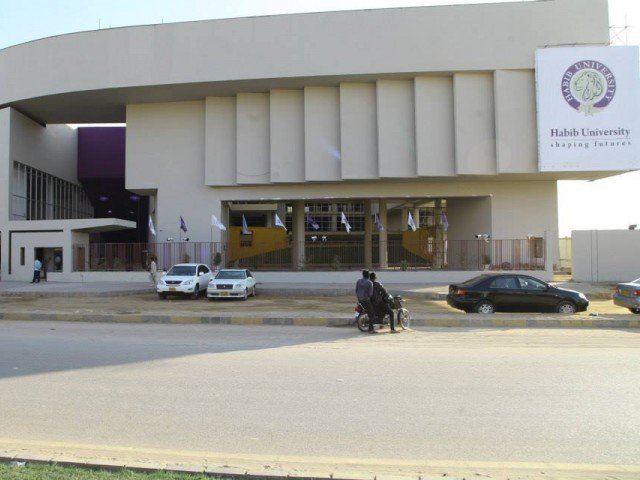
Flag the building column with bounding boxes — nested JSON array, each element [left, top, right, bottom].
[[412, 206, 421, 229], [378, 199, 388, 269], [216, 201, 230, 269], [433, 199, 444, 269], [364, 199, 372, 269], [292, 200, 305, 269]]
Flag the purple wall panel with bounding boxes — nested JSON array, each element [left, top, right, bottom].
[[77, 127, 126, 179]]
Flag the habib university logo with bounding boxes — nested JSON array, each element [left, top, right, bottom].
[[561, 60, 616, 115]]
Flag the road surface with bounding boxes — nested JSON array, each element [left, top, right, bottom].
[[1, 321, 639, 478]]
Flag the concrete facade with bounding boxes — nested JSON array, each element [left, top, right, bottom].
[[0, 0, 623, 283], [572, 230, 640, 282]]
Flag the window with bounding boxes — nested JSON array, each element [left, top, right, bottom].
[[490, 277, 518, 289], [518, 276, 547, 290], [20, 247, 25, 266]]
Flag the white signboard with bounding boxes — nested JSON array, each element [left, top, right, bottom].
[[536, 46, 640, 171]]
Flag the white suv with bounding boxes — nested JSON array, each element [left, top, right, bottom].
[[157, 263, 212, 299]]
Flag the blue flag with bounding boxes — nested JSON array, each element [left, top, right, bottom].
[[179, 216, 188, 233], [441, 211, 449, 232], [242, 214, 252, 235], [306, 214, 320, 230]]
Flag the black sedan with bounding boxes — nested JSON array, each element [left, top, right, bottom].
[[446, 274, 589, 314]]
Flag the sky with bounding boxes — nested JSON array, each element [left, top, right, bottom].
[[1, 0, 639, 236]]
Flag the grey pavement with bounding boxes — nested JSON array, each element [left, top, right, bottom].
[[0, 281, 153, 297], [1, 321, 639, 478]]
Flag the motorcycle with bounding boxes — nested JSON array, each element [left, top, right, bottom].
[[354, 294, 411, 332]]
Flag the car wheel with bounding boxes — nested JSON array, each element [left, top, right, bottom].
[[474, 300, 495, 314], [556, 300, 576, 314], [158, 293, 167, 300], [629, 307, 640, 314], [243, 288, 248, 301], [191, 285, 199, 300], [251, 286, 256, 297]]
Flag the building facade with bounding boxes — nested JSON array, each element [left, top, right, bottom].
[[0, 0, 626, 282]]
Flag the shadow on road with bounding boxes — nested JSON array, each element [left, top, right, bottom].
[[0, 321, 366, 379]]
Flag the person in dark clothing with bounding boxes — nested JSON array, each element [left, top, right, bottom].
[[370, 272, 398, 332], [355, 269, 377, 333]]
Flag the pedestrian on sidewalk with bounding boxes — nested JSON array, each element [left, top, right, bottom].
[[149, 256, 158, 287], [31, 258, 42, 283]]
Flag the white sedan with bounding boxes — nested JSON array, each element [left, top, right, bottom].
[[157, 263, 212, 299], [207, 269, 257, 300]]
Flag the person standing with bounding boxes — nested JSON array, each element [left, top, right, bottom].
[[31, 258, 42, 283], [149, 256, 158, 287], [370, 272, 398, 333], [355, 269, 377, 334]]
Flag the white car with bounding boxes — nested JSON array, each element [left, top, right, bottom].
[[157, 263, 212, 299], [207, 269, 257, 300]]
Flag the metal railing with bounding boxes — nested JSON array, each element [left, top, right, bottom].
[[73, 238, 545, 272]]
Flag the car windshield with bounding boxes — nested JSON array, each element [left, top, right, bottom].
[[215, 270, 246, 280], [166, 266, 196, 276]]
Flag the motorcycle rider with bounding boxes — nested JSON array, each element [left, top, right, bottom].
[[370, 272, 398, 333], [355, 269, 377, 334]]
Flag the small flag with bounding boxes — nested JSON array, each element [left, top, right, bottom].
[[274, 213, 287, 231], [211, 214, 227, 231], [306, 214, 320, 230], [407, 211, 417, 232], [341, 211, 352, 233], [374, 212, 384, 232], [179, 216, 188, 233], [441, 211, 449, 232], [242, 214, 252, 235], [148, 216, 156, 237]]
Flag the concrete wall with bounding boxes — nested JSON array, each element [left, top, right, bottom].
[[8, 109, 78, 184], [494, 70, 538, 174], [143, 72, 565, 188], [572, 230, 640, 282], [126, 101, 218, 244], [0, 107, 80, 281], [0, 0, 609, 119]]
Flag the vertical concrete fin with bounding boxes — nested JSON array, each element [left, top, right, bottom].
[[304, 86, 341, 182], [453, 72, 497, 175], [236, 93, 270, 185], [270, 89, 305, 183], [340, 83, 378, 180], [377, 79, 416, 178], [415, 76, 455, 177]]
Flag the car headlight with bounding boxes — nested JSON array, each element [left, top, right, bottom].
[[234, 283, 244, 289], [183, 279, 194, 285], [158, 280, 165, 286], [578, 293, 587, 300]]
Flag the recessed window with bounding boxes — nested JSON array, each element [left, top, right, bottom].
[[20, 247, 25, 266]]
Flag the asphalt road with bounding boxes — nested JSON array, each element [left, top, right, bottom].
[[1, 322, 639, 475]]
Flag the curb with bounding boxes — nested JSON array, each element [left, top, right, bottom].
[[0, 311, 638, 328]]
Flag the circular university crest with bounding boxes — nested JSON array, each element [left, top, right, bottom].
[[561, 60, 616, 115]]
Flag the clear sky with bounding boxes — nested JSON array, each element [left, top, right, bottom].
[[1, 0, 638, 236]]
